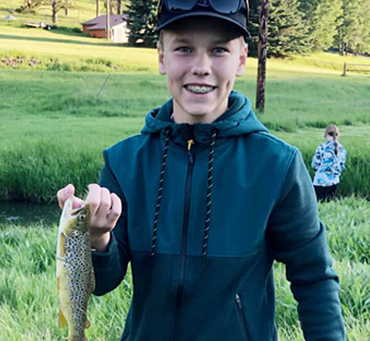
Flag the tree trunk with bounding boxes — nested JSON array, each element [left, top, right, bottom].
[[256, 0, 269, 113], [96, 0, 100, 17], [65, 0, 69, 16], [52, 0, 58, 24], [117, 0, 121, 15], [106, 0, 110, 40]]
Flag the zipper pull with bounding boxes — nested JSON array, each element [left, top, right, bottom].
[[236, 294, 243, 309], [187, 139, 195, 164]]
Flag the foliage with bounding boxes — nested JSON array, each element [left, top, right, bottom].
[[125, 0, 158, 47], [267, 0, 311, 57], [336, 0, 370, 55], [300, 0, 343, 51]]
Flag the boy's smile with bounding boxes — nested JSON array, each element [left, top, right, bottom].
[[158, 17, 247, 124]]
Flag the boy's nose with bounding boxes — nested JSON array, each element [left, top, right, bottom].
[[191, 53, 211, 76]]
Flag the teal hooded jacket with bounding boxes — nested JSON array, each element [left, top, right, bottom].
[[92, 91, 345, 341]]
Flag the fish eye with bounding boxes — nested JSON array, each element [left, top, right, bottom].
[[79, 214, 86, 221]]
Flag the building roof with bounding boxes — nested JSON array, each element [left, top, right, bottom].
[[82, 14, 128, 29]]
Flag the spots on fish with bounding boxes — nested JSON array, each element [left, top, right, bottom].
[[64, 232, 94, 335]]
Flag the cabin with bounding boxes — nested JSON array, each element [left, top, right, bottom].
[[81, 14, 129, 43]]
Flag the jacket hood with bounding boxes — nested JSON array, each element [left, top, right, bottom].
[[142, 91, 268, 146]]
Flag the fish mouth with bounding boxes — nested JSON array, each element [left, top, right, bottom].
[[64, 195, 88, 217]]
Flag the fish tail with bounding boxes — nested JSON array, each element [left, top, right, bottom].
[[67, 331, 87, 341]]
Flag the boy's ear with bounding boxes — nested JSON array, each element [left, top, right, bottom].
[[157, 43, 166, 75], [236, 43, 248, 77]]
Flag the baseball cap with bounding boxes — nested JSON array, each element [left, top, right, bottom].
[[156, 0, 250, 38]]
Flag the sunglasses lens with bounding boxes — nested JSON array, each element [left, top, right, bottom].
[[166, 0, 197, 11], [210, 0, 241, 13]]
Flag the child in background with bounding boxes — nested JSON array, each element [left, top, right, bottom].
[[312, 124, 347, 201]]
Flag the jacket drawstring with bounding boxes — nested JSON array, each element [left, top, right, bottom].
[[151, 127, 171, 257], [151, 127, 218, 261], [202, 129, 217, 264]]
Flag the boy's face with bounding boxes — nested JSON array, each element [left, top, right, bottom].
[[158, 17, 247, 124]]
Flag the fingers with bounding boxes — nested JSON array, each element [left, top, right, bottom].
[[57, 184, 84, 210], [87, 184, 122, 230], [57, 184, 75, 209], [107, 193, 122, 226]]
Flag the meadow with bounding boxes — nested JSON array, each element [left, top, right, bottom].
[[1, 198, 370, 340], [1, 3, 370, 339], [1, 69, 369, 201]]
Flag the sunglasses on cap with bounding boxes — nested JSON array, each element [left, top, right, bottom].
[[158, 0, 249, 16]]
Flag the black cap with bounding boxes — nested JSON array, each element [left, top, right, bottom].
[[156, 0, 250, 38]]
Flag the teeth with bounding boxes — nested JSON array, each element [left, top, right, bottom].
[[186, 85, 214, 94]]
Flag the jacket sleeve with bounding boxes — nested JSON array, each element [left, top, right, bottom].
[[267, 150, 345, 340], [311, 145, 321, 171], [338, 147, 347, 173], [92, 150, 130, 296]]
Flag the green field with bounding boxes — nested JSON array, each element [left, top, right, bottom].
[[1, 9, 370, 340], [1, 198, 369, 340], [1, 69, 369, 201]]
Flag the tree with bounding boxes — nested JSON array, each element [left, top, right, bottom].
[[247, 0, 261, 57], [267, 0, 311, 57], [336, 0, 370, 54], [96, 0, 100, 17], [50, 0, 72, 23], [300, 0, 342, 51], [126, 0, 158, 47]]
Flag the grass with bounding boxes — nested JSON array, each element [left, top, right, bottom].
[[0, 69, 369, 201], [275, 127, 370, 198], [0, 6, 369, 339], [0, 197, 369, 340]]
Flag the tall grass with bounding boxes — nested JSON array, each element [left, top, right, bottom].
[[276, 127, 370, 198], [0, 70, 369, 201], [0, 197, 369, 340]]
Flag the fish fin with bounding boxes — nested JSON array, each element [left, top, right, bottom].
[[57, 309, 68, 328], [90, 268, 96, 293], [59, 233, 66, 256], [85, 319, 91, 329]]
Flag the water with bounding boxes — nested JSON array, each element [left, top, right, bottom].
[[0, 201, 60, 225]]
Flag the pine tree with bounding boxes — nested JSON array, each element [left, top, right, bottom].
[[300, 0, 342, 51], [336, 0, 370, 54], [126, 0, 158, 48], [267, 0, 311, 57], [246, 0, 260, 57]]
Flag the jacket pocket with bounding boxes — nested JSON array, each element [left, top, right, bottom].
[[235, 294, 251, 341]]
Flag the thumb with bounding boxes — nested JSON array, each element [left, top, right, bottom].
[[57, 184, 75, 209]]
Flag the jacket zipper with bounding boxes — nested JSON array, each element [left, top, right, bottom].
[[236, 294, 251, 341], [173, 138, 195, 341]]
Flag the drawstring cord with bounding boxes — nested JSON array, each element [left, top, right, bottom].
[[151, 127, 171, 257], [151, 127, 218, 261], [202, 129, 217, 263]]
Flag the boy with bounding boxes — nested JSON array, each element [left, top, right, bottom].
[[58, 0, 345, 340]]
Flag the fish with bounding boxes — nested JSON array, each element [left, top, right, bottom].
[[56, 195, 95, 341]]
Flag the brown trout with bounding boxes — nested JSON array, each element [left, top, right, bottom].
[[57, 195, 95, 341]]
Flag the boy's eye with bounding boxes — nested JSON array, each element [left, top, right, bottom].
[[176, 47, 192, 53], [213, 47, 228, 54]]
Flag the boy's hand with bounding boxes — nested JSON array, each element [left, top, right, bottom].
[[57, 184, 84, 210], [57, 183, 122, 252], [87, 184, 122, 252]]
